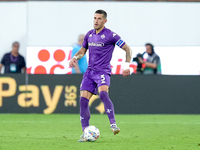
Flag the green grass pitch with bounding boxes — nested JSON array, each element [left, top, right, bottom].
[[0, 114, 200, 150]]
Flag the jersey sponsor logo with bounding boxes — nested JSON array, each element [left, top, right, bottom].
[[88, 42, 104, 47], [116, 39, 124, 47], [101, 34, 105, 39]]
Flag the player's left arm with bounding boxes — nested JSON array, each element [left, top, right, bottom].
[[122, 43, 132, 63], [121, 43, 132, 77]]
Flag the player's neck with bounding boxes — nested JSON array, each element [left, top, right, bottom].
[[95, 26, 104, 34]]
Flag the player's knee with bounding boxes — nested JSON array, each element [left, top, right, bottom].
[[80, 90, 93, 100], [99, 91, 109, 101], [80, 97, 89, 107]]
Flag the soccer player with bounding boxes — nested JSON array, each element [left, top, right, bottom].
[[69, 9, 132, 142]]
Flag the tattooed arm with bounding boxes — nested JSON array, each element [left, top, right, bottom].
[[121, 43, 132, 77], [122, 44, 132, 63]]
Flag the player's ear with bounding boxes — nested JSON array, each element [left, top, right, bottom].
[[104, 19, 107, 23]]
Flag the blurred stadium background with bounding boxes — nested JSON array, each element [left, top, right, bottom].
[[0, 0, 200, 149], [0, 0, 199, 113]]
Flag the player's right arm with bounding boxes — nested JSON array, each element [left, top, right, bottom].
[[69, 47, 87, 68], [70, 30, 90, 68]]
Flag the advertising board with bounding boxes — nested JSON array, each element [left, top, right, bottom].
[[26, 46, 200, 75]]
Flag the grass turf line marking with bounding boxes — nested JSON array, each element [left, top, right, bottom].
[[1, 121, 200, 125]]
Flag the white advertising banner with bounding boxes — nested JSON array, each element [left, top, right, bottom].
[[26, 46, 200, 75], [26, 47, 72, 74]]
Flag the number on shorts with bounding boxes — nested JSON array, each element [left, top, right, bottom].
[[101, 74, 106, 83]]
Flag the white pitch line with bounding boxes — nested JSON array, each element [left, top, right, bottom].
[[0, 120, 76, 123], [1, 121, 200, 125], [118, 122, 200, 125]]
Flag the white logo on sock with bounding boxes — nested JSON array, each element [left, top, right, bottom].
[[107, 109, 112, 113], [80, 116, 84, 121]]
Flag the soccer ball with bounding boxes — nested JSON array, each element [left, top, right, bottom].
[[83, 125, 100, 142]]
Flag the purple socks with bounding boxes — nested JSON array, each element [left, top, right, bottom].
[[99, 91, 116, 125], [80, 97, 90, 131], [80, 91, 116, 131]]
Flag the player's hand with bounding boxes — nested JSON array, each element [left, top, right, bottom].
[[69, 57, 78, 68], [123, 69, 130, 77], [123, 68, 133, 77]]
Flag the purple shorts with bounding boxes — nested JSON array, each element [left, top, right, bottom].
[[80, 69, 111, 95]]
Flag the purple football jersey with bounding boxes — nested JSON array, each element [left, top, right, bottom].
[[82, 27, 125, 74]]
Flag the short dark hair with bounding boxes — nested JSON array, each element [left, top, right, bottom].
[[145, 43, 154, 53], [95, 9, 107, 19], [12, 41, 20, 46], [12, 41, 19, 46]]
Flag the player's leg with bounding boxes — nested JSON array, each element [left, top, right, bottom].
[[98, 85, 115, 124], [78, 70, 98, 142], [80, 90, 93, 132], [98, 85, 120, 135], [78, 90, 93, 142]]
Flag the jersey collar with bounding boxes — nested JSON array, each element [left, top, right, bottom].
[[93, 27, 106, 35]]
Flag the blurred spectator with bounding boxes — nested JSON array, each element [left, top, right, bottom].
[[138, 43, 161, 74], [0, 41, 26, 74], [71, 34, 88, 74]]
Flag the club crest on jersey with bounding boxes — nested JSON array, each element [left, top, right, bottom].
[[89, 34, 92, 37], [101, 34, 105, 39]]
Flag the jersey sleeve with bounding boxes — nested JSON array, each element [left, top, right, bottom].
[[82, 31, 91, 49], [110, 32, 126, 48]]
